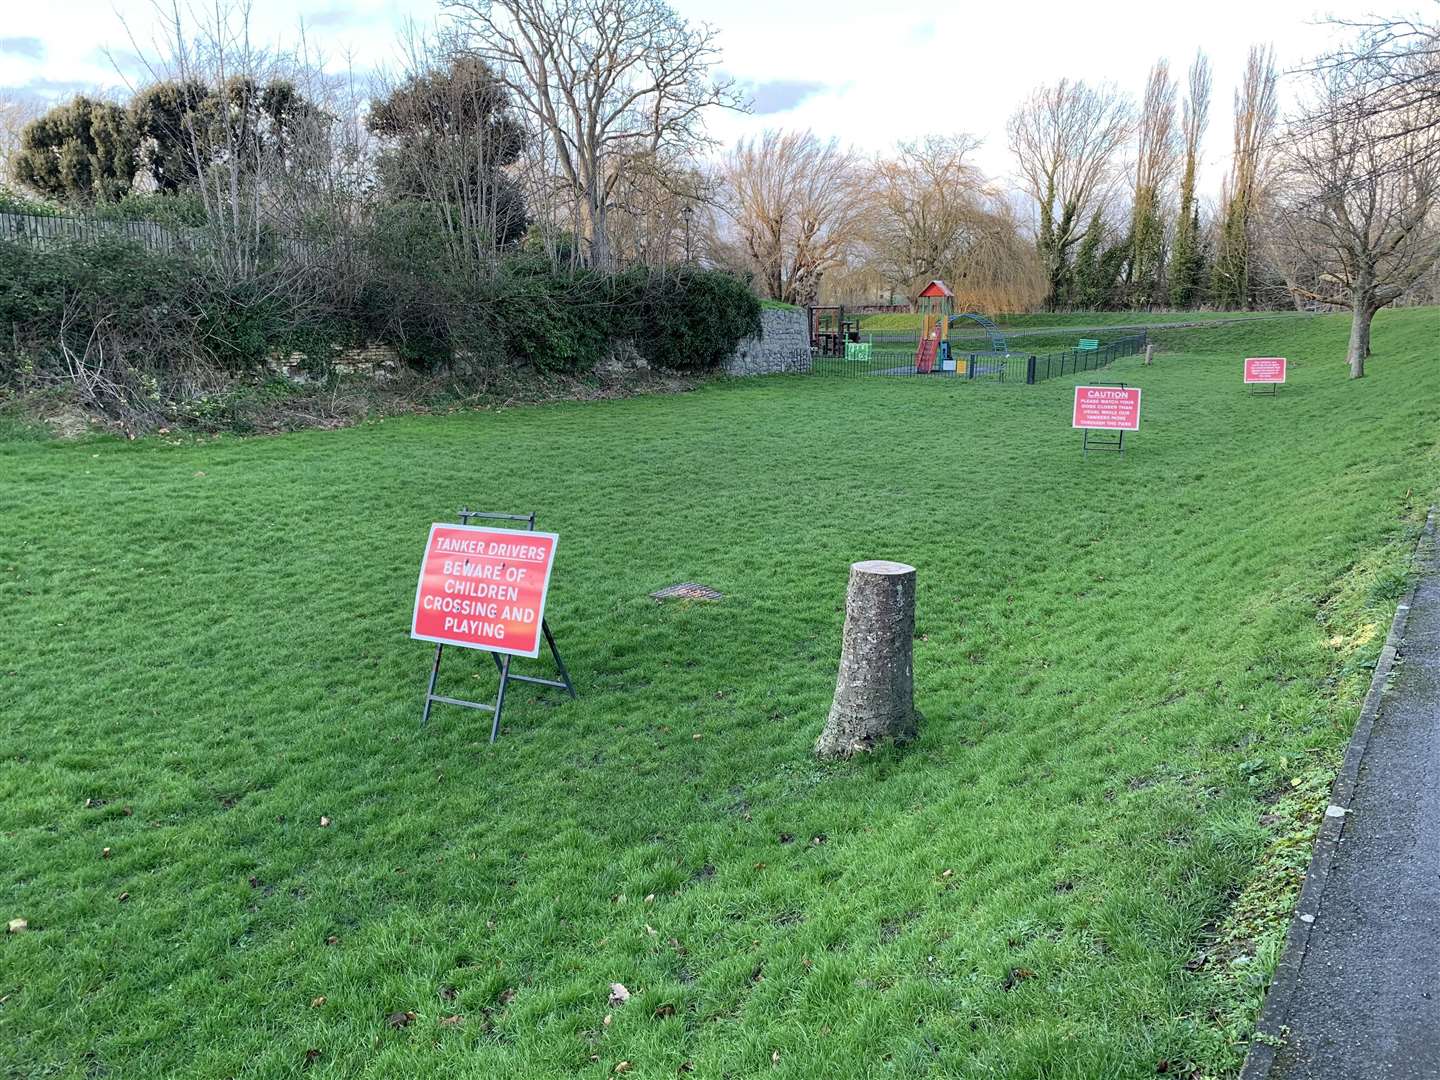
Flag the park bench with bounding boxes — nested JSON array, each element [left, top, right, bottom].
[[1078, 338, 1099, 351]]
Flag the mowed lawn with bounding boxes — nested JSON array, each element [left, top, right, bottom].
[[2, 310, 1437, 1080]]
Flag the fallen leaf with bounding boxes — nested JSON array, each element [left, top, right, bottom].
[[778, 833, 794, 844], [811, 834, 827, 845], [117, 891, 130, 903], [498, 987, 516, 1005], [386, 1010, 416, 1029], [615, 1063, 632, 1074], [102, 847, 111, 859], [1001, 967, 1036, 991], [439, 1014, 464, 1026], [608, 983, 630, 1007], [653, 1003, 676, 1018], [439, 985, 457, 1001], [940, 869, 953, 879], [7, 918, 28, 934], [311, 996, 326, 1008], [319, 816, 331, 828], [603, 1013, 613, 1027], [325, 934, 340, 946], [691, 733, 702, 740], [644, 893, 656, 904], [753, 862, 766, 871], [772, 1050, 781, 1066], [678, 1063, 694, 1074], [303, 1048, 322, 1066]]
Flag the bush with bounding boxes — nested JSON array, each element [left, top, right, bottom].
[[631, 268, 761, 372]]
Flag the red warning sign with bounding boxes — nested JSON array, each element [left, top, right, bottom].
[[1072, 385, 1142, 431], [410, 524, 557, 657], [1244, 357, 1287, 383]]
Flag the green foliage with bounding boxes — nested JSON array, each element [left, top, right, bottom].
[[1, 310, 1436, 1079], [0, 187, 60, 217], [368, 55, 529, 248], [1212, 194, 1251, 309], [91, 191, 208, 228], [630, 267, 762, 372], [10, 96, 137, 203], [1170, 168, 1206, 308]]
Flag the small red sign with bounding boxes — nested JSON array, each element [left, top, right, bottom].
[[1072, 385, 1142, 431], [1244, 357, 1287, 383], [411, 524, 558, 657]]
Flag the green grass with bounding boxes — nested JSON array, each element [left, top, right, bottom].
[[3, 309, 1438, 1079]]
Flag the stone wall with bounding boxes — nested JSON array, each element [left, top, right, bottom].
[[724, 307, 810, 376]]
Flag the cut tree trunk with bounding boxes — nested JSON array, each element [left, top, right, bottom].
[[815, 560, 920, 760]]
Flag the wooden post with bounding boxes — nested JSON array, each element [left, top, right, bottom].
[[1144, 343, 1155, 365], [816, 560, 920, 759]]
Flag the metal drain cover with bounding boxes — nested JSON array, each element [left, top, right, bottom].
[[650, 582, 724, 601]]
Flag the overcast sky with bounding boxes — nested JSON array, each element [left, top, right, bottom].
[[0, 0, 1370, 195]]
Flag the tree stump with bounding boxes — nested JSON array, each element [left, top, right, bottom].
[[815, 560, 920, 759]]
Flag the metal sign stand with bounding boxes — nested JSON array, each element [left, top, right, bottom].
[[1082, 382, 1128, 457], [419, 509, 576, 742], [1247, 381, 1281, 397]]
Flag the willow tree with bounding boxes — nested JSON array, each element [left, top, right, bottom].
[[1213, 46, 1279, 309], [1169, 52, 1212, 307], [717, 129, 868, 306]]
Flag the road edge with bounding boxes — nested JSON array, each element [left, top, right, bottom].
[[1239, 506, 1437, 1079]]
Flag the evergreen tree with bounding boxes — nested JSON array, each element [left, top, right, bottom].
[[11, 96, 137, 203]]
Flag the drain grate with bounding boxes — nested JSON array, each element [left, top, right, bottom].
[[650, 582, 724, 602]]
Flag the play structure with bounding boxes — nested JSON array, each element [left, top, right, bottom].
[[913, 280, 1010, 374], [808, 306, 862, 358]]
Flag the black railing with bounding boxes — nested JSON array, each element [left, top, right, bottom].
[[808, 331, 1148, 384]]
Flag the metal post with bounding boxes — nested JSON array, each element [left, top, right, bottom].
[[489, 655, 511, 743], [421, 644, 444, 726], [968, 354, 976, 380], [1026, 356, 1037, 385]]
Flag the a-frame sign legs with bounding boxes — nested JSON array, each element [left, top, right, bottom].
[[419, 618, 576, 742]]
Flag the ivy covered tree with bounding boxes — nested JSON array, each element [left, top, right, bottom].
[[11, 96, 137, 203], [1170, 52, 1212, 307]]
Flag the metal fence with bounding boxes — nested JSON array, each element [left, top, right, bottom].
[[809, 331, 1148, 384], [0, 212, 202, 255], [0, 211, 325, 265]]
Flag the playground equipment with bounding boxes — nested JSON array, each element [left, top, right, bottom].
[[808, 306, 862, 357], [913, 280, 1011, 373], [914, 281, 954, 373]]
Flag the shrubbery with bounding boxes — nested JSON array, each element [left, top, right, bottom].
[[0, 221, 763, 427]]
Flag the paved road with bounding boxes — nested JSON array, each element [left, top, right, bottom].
[[1263, 519, 1440, 1079]]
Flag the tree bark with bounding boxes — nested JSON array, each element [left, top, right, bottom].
[[1347, 291, 1373, 378], [816, 560, 920, 759]]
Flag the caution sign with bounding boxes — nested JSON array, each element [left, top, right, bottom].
[[411, 524, 558, 657], [1072, 385, 1142, 431], [1244, 357, 1287, 383]]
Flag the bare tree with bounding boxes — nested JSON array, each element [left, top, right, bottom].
[[866, 135, 1045, 310], [1129, 60, 1180, 306], [714, 129, 867, 305], [1306, 11, 1440, 172], [1213, 45, 1280, 308], [1007, 79, 1132, 309], [1170, 51, 1212, 306], [444, 0, 742, 271], [0, 91, 44, 182], [1270, 61, 1440, 377]]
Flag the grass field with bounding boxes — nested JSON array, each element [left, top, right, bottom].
[[3, 309, 1438, 1079]]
